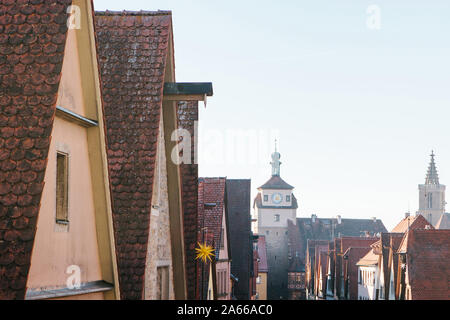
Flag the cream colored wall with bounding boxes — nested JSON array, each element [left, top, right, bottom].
[[256, 273, 267, 300], [56, 29, 86, 116], [144, 112, 175, 300], [207, 264, 215, 300], [27, 25, 103, 296]]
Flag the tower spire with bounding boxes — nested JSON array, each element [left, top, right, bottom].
[[271, 140, 281, 177], [425, 150, 439, 185]]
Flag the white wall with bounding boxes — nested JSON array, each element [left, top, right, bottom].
[[357, 266, 377, 300]]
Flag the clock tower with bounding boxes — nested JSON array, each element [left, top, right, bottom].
[[253, 146, 298, 300]]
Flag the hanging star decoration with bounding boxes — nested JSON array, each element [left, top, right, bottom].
[[195, 242, 215, 263]]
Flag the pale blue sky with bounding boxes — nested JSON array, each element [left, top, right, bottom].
[[94, 0, 450, 230]]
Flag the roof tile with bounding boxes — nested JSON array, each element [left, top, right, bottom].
[[0, 0, 71, 300], [95, 11, 171, 300]]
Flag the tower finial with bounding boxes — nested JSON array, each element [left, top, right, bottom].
[[270, 141, 281, 177]]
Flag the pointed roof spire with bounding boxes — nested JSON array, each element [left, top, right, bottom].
[[425, 150, 440, 185]]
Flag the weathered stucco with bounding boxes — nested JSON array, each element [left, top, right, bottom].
[[144, 112, 175, 300]]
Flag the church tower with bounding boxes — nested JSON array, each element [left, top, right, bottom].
[[418, 151, 446, 227], [254, 145, 298, 300]]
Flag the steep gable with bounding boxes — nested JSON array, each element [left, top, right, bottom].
[[0, 0, 72, 300], [95, 10, 171, 300]]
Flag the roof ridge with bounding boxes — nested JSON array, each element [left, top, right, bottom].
[[95, 10, 172, 16]]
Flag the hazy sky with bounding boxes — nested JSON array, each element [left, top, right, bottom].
[[94, 0, 450, 230]]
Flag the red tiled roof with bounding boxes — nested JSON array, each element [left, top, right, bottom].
[[334, 237, 377, 297], [95, 11, 172, 300], [343, 247, 372, 300], [197, 178, 226, 299], [391, 214, 432, 233], [197, 178, 226, 251], [177, 101, 199, 300], [356, 249, 379, 266], [403, 229, 450, 300], [339, 237, 378, 254], [287, 219, 304, 270], [0, 0, 72, 300], [257, 236, 268, 273]]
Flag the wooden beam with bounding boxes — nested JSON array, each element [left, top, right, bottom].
[[163, 99, 188, 300], [164, 82, 213, 97], [25, 281, 114, 300], [56, 106, 98, 128], [163, 94, 206, 102]]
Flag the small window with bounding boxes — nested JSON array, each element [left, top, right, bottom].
[[286, 195, 291, 202], [274, 214, 280, 222], [56, 152, 69, 224], [220, 228, 225, 249], [157, 266, 170, 300], [264, 195, 268, 202], [266, 230, 269, 235], [256, 276, 261, 284]]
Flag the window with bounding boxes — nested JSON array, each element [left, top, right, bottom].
[[157, 266, 170, 300], [274, 214, 280, 222], [223, 271, 227, 295], [264, 195, 268, 202], [286, 195, 291, 202], [428, 192, 433, 209], [220, 228, 225, 249], [56, 152, 69, 224], [256, 276, 261, 284]]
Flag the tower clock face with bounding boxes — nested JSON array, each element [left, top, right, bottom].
[[272, 193, 283, 204]]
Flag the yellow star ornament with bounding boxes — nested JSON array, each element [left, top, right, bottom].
[[195, 242, 215, 263]]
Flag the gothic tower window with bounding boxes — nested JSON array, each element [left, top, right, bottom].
[[428, 193, 432, 209]]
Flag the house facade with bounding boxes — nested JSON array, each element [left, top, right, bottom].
[[96, 10, 213, 300], [0, 0, 119, 300], [197, 178, 231, 300], [226, 179, 253, 300], [397, 229, 450, 300], [255, 236, 268, 300]]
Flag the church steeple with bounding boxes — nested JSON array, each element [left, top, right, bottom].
[[418, 150, 446, 227], [425, 151, 439, 185], [271, 140, 281, 177]]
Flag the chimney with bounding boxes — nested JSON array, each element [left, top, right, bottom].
[[337, 215, 342, 225], [311, 214, 317, 223], [405, 212, 410, 219], [372, 217, 377, 223]]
